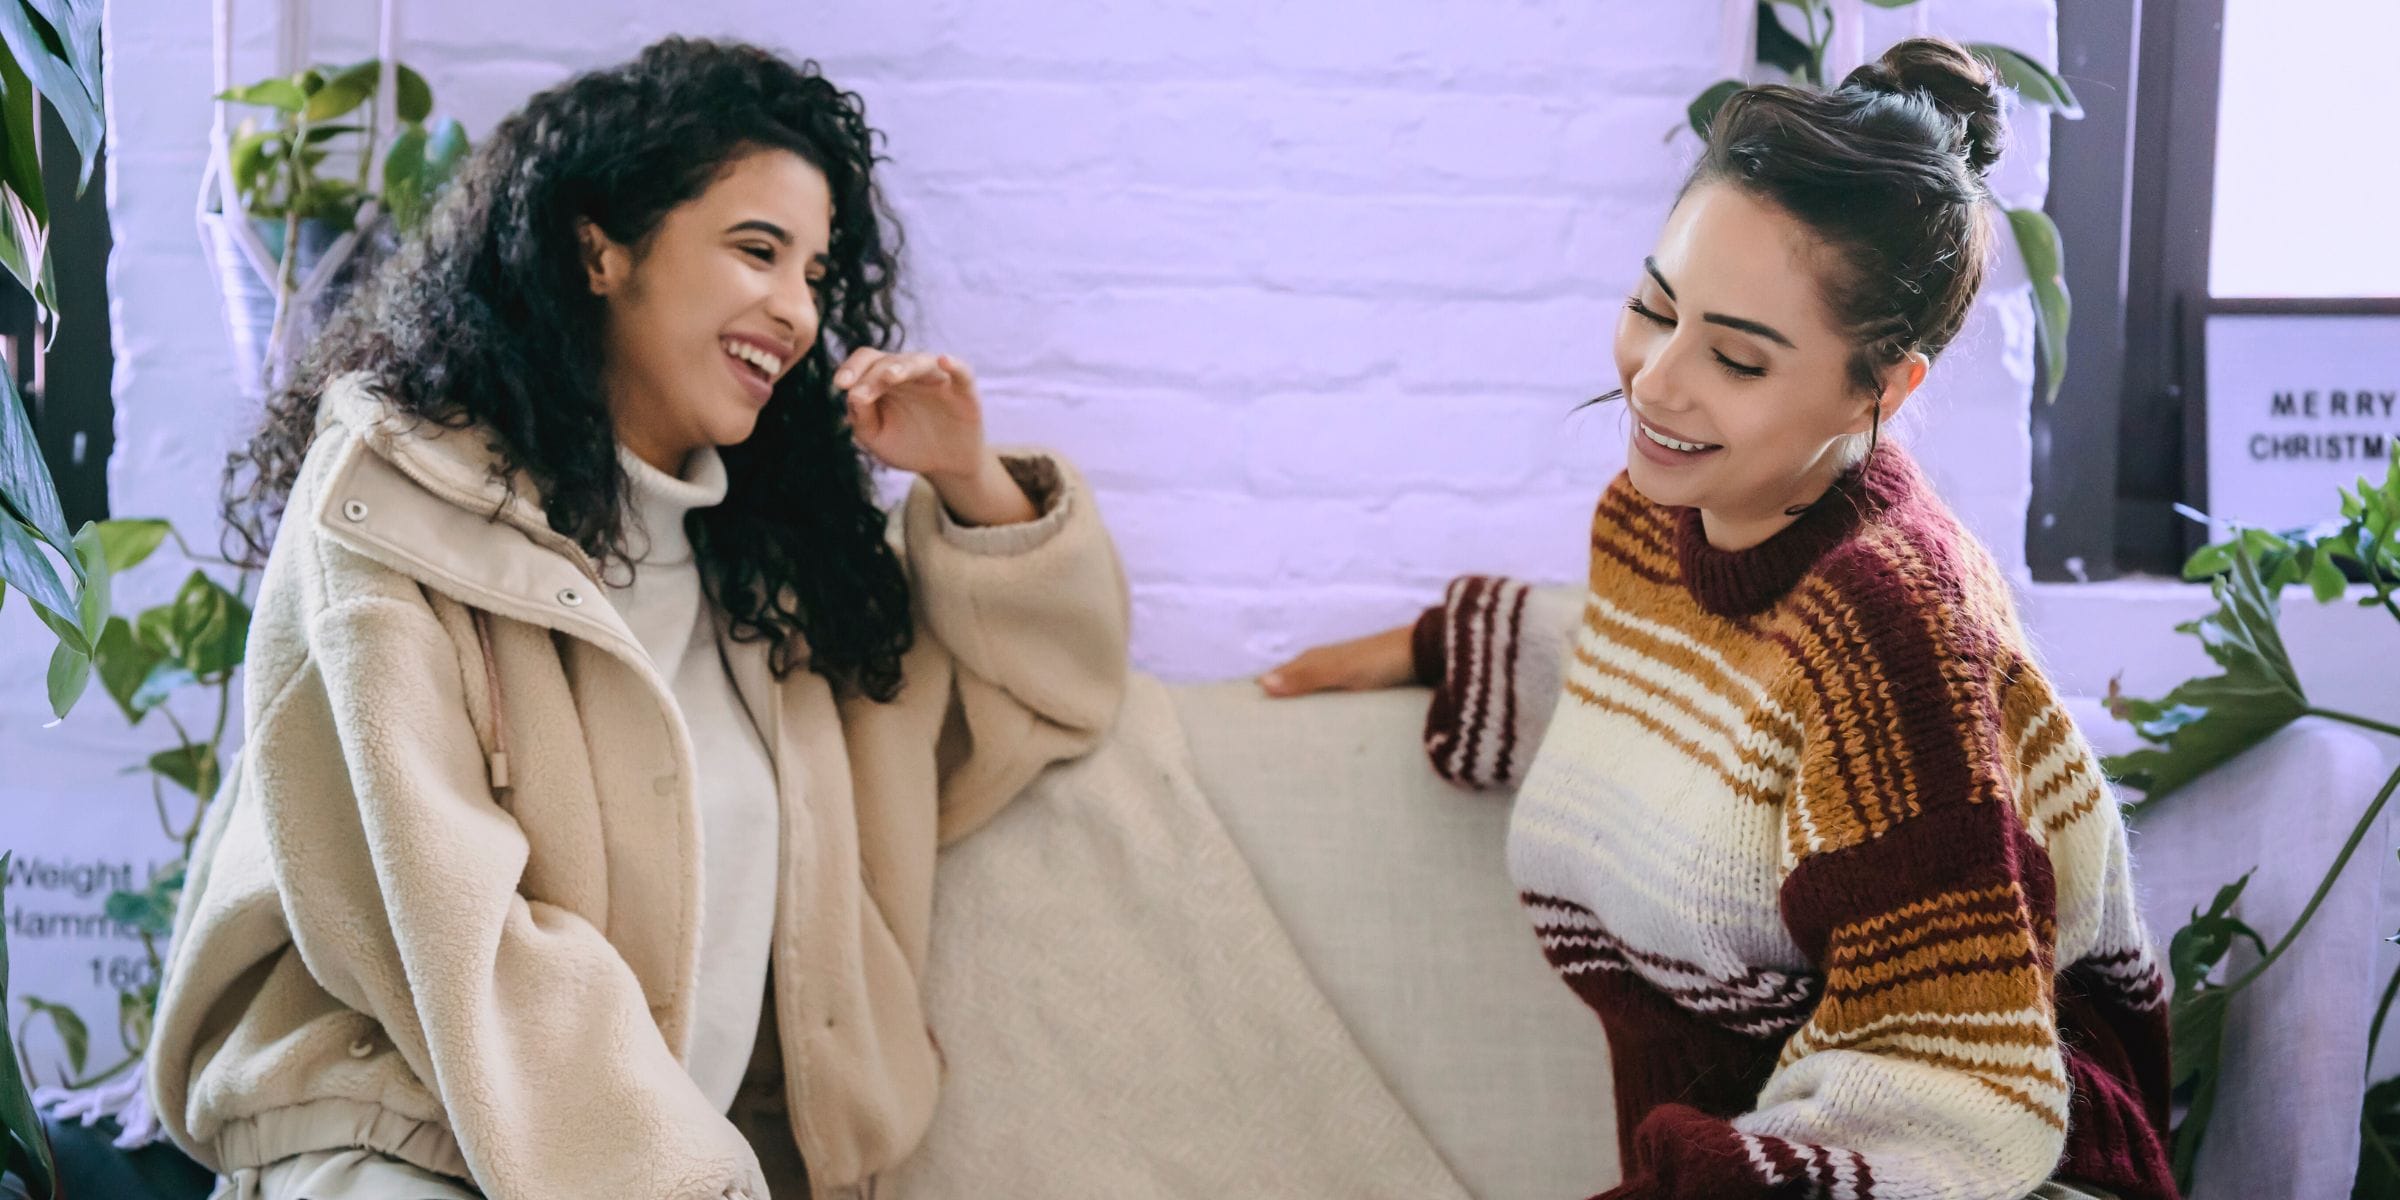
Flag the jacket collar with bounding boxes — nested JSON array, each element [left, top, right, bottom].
[[311, 374, 650, 659], [316, 373, 573, 559]]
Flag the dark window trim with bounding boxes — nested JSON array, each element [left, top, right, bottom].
[[2030, 0, 2239, 581], [10, 101, 116, 530]]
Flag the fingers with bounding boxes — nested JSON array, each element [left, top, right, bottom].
[[1258, 647, 1337, 698], [837, 351, 947, 405], [833, 347, 884, 390], [1258, 625, 1419, 698]]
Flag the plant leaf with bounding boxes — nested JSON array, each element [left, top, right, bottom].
[[0, 45, 46, 236], [1685, 79, 1745, 144], [0, 326, 70, 554], [1861, 0, 1923, 7], [2306, 547, 2349, 603], [2008, 207, 2072, 405], [396, 63, 433, 124], [0, 0, 103, 177], [381, 123, 428, 230], [422, 118, 469, 193], [69, 521, 104, 642], [36, 523, 109, 716], [25, 577, 83, 654], [1754, 3, 1815, 76], [93, 518, 170, 573], [2103, 546, 2307, 803], [303, 74, 373, 124], [128, 658, 197, 715], [162, 569, 251, 679], [2160, 870, 2261, 1185], [0, 516, 70, 622], [0, 854, 58, 1197], [17, 999, 85, 1078], [217, 79, 307, 113], [1969, 42, 2084, 119], [93, 615, 162, 724], [327, 60, 435, 124], [43, 637, 87, 717], [148, 742, 218, 801], [103, 868, 183, 942]]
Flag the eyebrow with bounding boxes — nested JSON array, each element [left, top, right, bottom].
[[727, 219, 792, 243], [1641, 256, 1798, 350]]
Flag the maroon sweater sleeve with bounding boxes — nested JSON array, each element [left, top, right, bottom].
[[1416, 575, 1577, 791]]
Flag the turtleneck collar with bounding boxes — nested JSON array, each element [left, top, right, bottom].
[[616, 444, 729, 567], [1672, 445, 1924, 619]]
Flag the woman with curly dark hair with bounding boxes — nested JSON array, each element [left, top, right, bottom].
[[146, 37, 1129, 1200]]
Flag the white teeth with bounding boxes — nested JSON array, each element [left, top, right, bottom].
[[1640, 422, 1717, 453], [723, 339, 782, 378]]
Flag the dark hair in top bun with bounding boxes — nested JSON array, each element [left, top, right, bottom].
[[1688, 36, 2009, 394]]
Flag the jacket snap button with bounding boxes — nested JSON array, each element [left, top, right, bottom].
[[347, 1035, 375, 1058], [557, 587, 584, 607], [652, 774, 675, 797], [342, 499, 369, 522]]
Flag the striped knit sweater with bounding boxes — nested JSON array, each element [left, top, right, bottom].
[[1410, 448, 2176, 1200]]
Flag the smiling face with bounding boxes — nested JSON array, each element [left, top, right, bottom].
[[583, 146, 833, 474], [1613, 181, 1924, 549]]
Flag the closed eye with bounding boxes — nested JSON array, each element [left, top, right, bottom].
[[1714, 352, 1765, 379], [1629, 298, 1766, 379], [740, 243, 777, 264]]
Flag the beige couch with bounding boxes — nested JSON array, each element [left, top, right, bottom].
[[896, 673, 2392, 1199]]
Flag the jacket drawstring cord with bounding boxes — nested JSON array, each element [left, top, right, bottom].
[[469, 608, 512, 794]]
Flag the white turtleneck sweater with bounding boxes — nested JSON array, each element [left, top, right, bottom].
[[605, 444, 783, 1114]]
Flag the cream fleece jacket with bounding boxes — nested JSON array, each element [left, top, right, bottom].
[[146, 374, 1131, 1200]]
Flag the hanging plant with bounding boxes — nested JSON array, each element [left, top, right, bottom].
[[217, 58, 469, 239]]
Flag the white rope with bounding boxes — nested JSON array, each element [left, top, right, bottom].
[[1719, 0, 1754, 82], [1827, 0, 1869, 82], [369, 0, 397, 195], [199, 0, 405, 393]]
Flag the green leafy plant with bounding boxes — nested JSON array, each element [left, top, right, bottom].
[[1, 10, 107, 1191], [0, 0, 111, 728], [2104, 443, 2400, 1190], [16, 522, 248, 1117], [3, 856, 58, 1199], [2359, 865, 2400, 1198], [219, 58, 469, 239], [1679, 0, 2081, 404]]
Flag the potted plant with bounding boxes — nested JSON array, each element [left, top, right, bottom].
[[2103, 443, 2400, 1191], [201, 58, 468, 397]]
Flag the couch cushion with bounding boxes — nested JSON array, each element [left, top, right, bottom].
[[1170, 681, 1618, 1200]]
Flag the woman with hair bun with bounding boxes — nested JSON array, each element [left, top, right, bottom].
[[1264, 38, 2175, 1200]]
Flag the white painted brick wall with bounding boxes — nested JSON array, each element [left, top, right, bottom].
[[0, 0, 2085, 1067], [85, 0, 2062, 686]]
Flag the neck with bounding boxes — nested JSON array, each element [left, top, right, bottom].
[[1698, 447, 1857, 551], [1696, 506, 1799, 553], [619, 427, 693, 477], [604, 367, 698, 476]]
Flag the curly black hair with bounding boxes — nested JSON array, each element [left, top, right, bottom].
[[224, 37, 916, 701]]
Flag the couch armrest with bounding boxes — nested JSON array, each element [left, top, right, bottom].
[[2068, 699, 2393, 1200]]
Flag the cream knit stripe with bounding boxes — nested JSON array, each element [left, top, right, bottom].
[[1510, 749, 1791, 944]]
